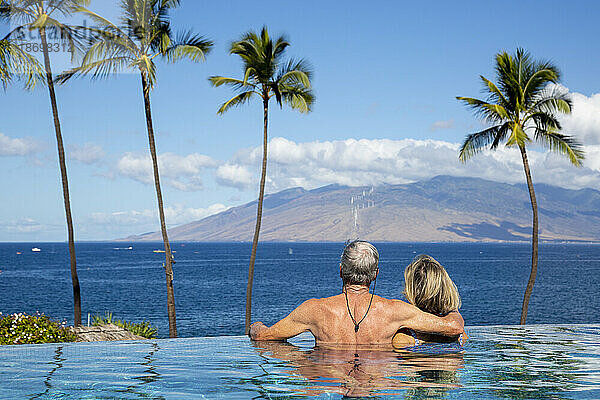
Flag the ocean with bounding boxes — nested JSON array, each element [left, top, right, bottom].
[[1, 242, 599, 338]]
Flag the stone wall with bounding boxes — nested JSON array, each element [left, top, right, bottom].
[[70, 323, 147, 342]]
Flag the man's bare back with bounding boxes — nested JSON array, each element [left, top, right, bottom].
[[250, 287, 464, 345], [250, 241, 464, 345]]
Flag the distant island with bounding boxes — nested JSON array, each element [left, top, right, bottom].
[[121, 176, 600, 243]]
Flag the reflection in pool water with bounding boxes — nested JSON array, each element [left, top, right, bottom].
[[0, 325, 599, 399], [250, 341, 464, 398]]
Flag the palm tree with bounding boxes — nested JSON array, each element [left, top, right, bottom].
[[209, 26, 314, 334], [1, 0, 90, 326], [0, 37, 42, 89], [57, 0, 212, 338], [457, 48, 584, 324]]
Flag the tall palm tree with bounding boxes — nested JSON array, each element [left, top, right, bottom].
[[1, 0, 90, 326], [0, 37, 42, 89], [209, 26, 314, 334], [457, 48, 584, 324], [57, 0, 212, 338]]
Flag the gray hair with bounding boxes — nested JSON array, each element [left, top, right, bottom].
[[340, 240, 379, 285]]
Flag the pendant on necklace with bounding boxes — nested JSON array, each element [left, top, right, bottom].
[[354, 325, 359, 332]]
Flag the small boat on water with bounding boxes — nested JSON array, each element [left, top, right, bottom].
[[153, 250, 165, 253], [31, 248, 41, 252], [288, 248, 293, 255], [16, 252, 21, 255]]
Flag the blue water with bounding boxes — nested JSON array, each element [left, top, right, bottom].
[[1, 325, 599, 399], [1, 242, 600, 337]]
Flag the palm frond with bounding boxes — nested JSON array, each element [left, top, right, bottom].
[[56, 55, 132, 84], [215, 26, 313, 115], [459, 124, 506, 162], [242, 66, 257, 85], [0, 1, 37, 26], [159, 0, 181, 8], [61, 1, 208, 89], [230, 35, 259, 61], [494, 51, 520, 107], [460, 47, 579, 168], [526, 111, 561, 131], [2, 2, 99, 62], [148, 15, 171, 54], [75, 6, 120, 30], [41, 19, 89, 61], [279, 83, 314, 113], [31, 11, 49, 29], [529, 84, 572, 115], [456, 96, 509, 123], [230, 26, 290, 84], [55, 26, 136, 84], [480, 75, 509, 109], [490, 121, 511, 150], [0, 37, 44, 89], [277, 58, 312, 87], [272, 34, 289, 61], [505, 121, 530, 147], [535, 130, 584, 166], [46, 0, 90, 18], [163, 30, 212, 63], [270, 81, 282, 106], [132, 53, 156, 87], [523, 67, 559, 104], [208, 75, 256, 91], [217, 90, 255, 114]]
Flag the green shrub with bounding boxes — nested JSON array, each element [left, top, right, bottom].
[[0, 312, 76, 345], [92, 312, 157, 339]]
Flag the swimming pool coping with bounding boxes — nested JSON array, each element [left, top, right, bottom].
[[1, 323, 599, 349]]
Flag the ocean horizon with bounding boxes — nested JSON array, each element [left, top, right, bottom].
[[1, 241, 599, 338]]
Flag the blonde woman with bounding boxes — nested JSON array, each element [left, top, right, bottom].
[[392, 255, 467, 349]]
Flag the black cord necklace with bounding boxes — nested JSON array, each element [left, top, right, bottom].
[[344, 278, 377, 332]]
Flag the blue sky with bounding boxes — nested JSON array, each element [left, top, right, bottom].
[[1, 0, 599, 241]]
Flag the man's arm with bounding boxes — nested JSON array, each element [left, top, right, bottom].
[[249, 299, 316, 341], [391, 300, 464, 337]]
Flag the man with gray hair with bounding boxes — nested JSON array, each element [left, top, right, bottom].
[[250, 240, 464, 344]]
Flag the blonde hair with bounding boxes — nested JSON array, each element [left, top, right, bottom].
[[403, 255, 461, 316]]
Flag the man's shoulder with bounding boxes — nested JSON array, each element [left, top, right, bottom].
[[300, 294, 342, 306], [293, 294, 343, 313], [297, 295, 412, 312], [375, 295, 410, 307], [373, 296, 414, 315]]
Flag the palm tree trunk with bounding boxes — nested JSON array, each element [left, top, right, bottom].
[[519, 144, 539, 325], [245, 94, 269, 334], [140, 71, 177, 338], [39, 28, 81, 327]]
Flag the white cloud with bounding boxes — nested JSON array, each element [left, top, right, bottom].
[[429, 119, 455, 132], [0, 218, 46, 233], [68, 143, 105, 165], [116, 152, 218, 191], [0, 133, 39, 156], [560, 91, 600, 146], [90, 203, 230, 227], [215, 163, 254, 189], [220, 136, 600, 192], [214, 90, 600, 192]]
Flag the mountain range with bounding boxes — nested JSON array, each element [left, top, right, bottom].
[[123, 176, 600, 242]]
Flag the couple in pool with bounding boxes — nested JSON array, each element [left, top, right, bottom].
[[250, 240, 466, 348]]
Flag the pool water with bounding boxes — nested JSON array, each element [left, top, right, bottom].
[[1, 324, 599, 399]]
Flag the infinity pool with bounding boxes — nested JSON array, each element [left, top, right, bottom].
[[0, 325, 599, 399]]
